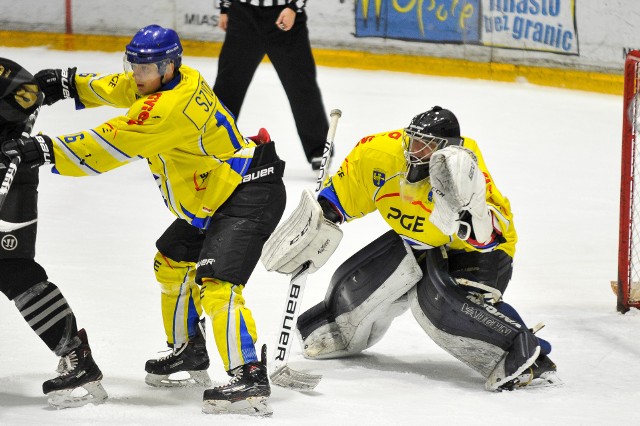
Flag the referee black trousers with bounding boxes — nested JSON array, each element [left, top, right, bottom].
[[213, 3, 329, 162]]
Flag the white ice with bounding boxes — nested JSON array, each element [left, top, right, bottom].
[[0, 46, 636, 426]]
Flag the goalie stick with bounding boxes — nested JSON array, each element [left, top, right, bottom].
[[0, 106, 40, 214], [270, 108, 342, 391]]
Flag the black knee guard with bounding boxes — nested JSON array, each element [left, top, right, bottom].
[[0, 258, 48, 300]]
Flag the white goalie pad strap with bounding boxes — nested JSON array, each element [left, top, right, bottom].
[[429, 146, 492, 243], [456, 278, 503, 303], [261, 188, 343, 274]]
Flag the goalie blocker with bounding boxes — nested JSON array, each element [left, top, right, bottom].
[[296, 231, 546, 391], [261, 188, 343, 274]]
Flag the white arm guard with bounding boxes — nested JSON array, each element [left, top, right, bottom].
[[261, 189, 343, 274], [429, 146, 493, 244]]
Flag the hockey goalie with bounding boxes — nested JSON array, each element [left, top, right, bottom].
[[263, 106, 562, 391]]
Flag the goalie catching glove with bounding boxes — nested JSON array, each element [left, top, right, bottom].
[[261, 189, 343, 274], [428, 145, 494, 244]]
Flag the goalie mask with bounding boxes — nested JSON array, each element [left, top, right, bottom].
[[403, 106, 460, 184], [0, 58, 43, 138], [400, 106, 460, 203]]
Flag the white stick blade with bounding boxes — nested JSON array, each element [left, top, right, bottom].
[[270, 365, 322, 391]]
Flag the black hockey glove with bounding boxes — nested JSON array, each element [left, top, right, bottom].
[[34, 68, 78, 106], [1, 135, 54, 169]]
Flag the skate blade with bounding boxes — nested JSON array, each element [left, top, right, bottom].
[[486, 346, 541, 391], [145, 370, 211, 388], [47, 380, 108, 409], [202, 396, 273, 416], [270, 365, 321, 391], [517, 371, 564, 389]]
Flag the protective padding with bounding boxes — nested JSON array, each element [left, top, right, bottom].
[[296, 231, 423, 359], [0, 258, 47, 300], [1, 168, 39, 260], [409, 247, 538, 380], [154, 251, 202, 347], [200, 279, 258, 371], [261, 188, 342, 274]]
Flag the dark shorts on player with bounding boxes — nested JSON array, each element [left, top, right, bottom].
[[156, 143, 286, 285]]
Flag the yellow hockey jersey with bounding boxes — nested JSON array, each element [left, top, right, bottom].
[[318, 130, 517, 257], [49, 65, 256, 228]]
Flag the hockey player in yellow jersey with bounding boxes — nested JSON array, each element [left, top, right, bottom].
[[0, 25, 285, 415], [262, 106, 561, 391]]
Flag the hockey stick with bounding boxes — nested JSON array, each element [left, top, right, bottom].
[[0, 157, 21, 212], [270, 109, 342, 391], [0, 107, 40, 214]]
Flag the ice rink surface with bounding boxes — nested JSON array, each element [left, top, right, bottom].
[[0, 46, 637, 425]]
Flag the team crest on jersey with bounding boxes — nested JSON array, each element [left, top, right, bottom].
[[428, 189, 433, 202], [372, 169, 385, 187]]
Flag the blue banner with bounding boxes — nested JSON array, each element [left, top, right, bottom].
[[355, 0, 481, 44]]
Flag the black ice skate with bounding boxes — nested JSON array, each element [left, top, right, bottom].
[[43, 328, 108, 409], [486, 330, 540, 391], [202, 344, 272, 416], [513, 354, 563, 389], [145, 318, 211, 387]]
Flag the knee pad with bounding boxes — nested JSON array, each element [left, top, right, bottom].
[[154, 251, 197, 287], [409, 247, 539, 387], [0, 258, 47, 300], [296, 231, 422, 359]]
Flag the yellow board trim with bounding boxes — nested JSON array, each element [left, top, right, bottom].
[[0, 30, 622, 95]]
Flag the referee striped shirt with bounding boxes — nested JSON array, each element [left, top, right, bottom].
[[220, 0, 307, 13]]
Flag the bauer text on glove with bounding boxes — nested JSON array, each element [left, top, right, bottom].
[[1, 135, 54, 169], [34, 68, 77, 106]]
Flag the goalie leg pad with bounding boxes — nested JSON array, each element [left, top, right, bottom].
[[409, 248, 539, 384], [296, 231, 422, 359]]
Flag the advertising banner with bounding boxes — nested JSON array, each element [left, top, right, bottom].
[[355, 0, 481, 44], [481, 0, 578, 55], [355, 0, 578, 55]]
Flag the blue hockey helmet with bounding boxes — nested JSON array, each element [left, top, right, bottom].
[[125, 25, 183, 72]]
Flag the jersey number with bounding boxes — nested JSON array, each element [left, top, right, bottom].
[[184, 78, 216, 130]]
